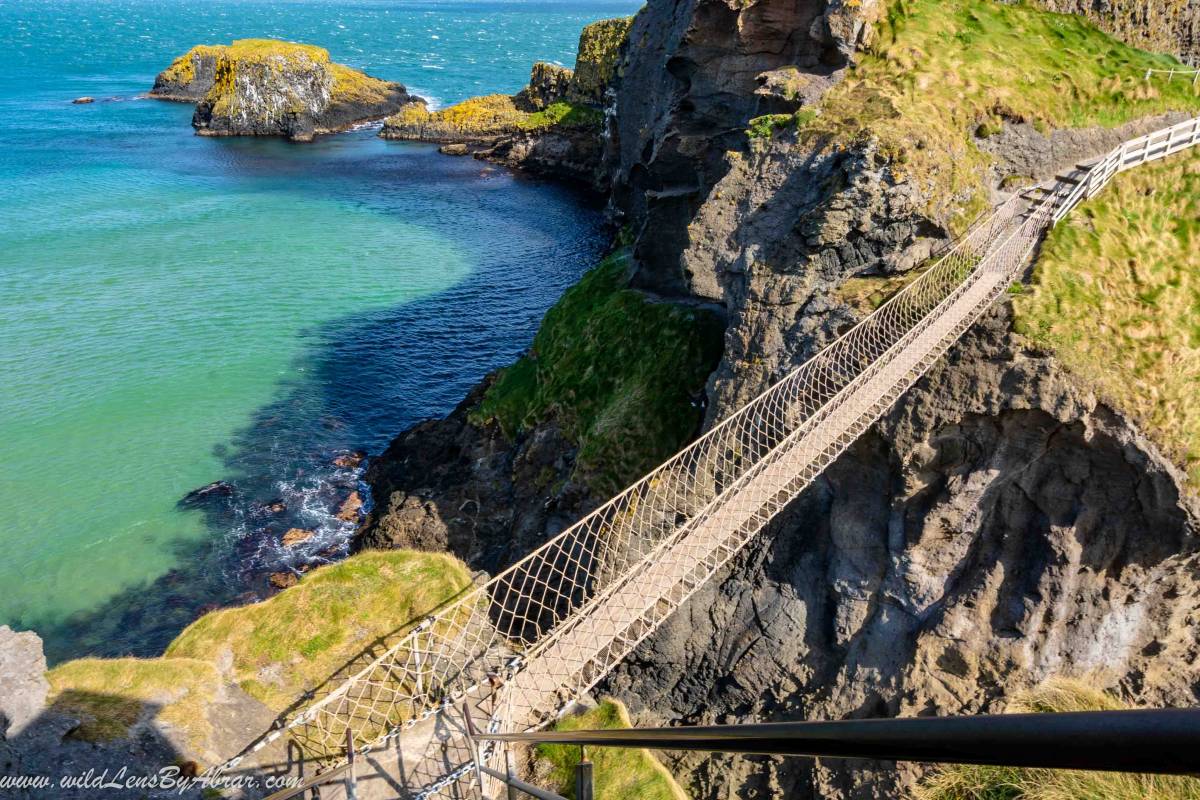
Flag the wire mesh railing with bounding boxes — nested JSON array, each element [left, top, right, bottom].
[[212, 115, 1200, 798]]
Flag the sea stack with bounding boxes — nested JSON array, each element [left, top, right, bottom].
[[151, 39, 422, 141]]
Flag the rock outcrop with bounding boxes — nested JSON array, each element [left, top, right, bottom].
[[380, 17, 631, 189], [150, 44, 225, 101], [152, 39, 419, 141]]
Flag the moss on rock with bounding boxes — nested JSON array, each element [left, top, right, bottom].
[[47, 657, 221, 751], [42, 550, 472, 763], [165, 550, 472, 711], [471, 251, 725, 495], [154, 38, 415, 140], [381, 94, 600, 142], [567, 17, 634, 106]]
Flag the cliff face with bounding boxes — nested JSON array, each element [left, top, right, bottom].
[[153, 39, 418, 141], [605, 0, 883, 295]]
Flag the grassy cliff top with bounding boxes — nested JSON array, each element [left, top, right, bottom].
[[537, 699, 688, 800], [166, 549, 471, 710], [45, 550, 471, 760], [1013, 146, 1200, 484], [918, 678, 1200, 799], [471, 251, 724, 495], [800, 0, 1200, 230], [47, 657, 222, 751]]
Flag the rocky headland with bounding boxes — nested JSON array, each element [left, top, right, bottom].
[[150, 39, 420, 141], [380, 17, 632, 188]]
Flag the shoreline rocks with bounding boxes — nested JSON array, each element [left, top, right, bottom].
[[280, 527, 315, 547], [151, 39, 421, 142]]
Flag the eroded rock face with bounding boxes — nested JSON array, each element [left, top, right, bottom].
[[519, 62, 574, 110], [150, 44, 224, 101], [154, 39, 418, 141], [0, 626, 48, 739], [601, 305, 1200, 799], [606, 0, 882, 296]]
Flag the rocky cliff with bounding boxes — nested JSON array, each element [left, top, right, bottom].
[[357, 1, 1200, 797], [380, 17, 631, 189], [152, 39, 418, 141]]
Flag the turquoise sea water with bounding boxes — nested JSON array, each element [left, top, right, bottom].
[[0, 0, 636, 662]]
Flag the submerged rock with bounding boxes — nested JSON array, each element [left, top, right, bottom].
[[332, 450, 366, 469], [280, 527, 315, 547], [179, 479, 235, 507], [336, 491, 363, 522], [152, 39, 420, 141]]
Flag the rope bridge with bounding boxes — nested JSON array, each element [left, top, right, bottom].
[[218, 116, 1200, 798]]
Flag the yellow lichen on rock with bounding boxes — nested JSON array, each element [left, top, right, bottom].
[[382, 94, 527, 141], [158, 44, 226, 87], [568, 17, 634, 105]]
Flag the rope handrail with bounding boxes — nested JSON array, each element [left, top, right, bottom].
[[211, 114, 1200, 798]]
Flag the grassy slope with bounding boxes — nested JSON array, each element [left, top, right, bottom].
[[798, 0, 1200, 231], [1014, 146, 1200, 482], [471, 252, 725, 495], [46, 550, 471, 753], [537, 699, 688, 800], [917, 679, 1200, 800]]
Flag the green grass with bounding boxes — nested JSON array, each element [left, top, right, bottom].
[[917, 679, 1200, 800], [537, 699, 688, 800], [800, 0, 1200, 232], [470, 251, 725, 494], [1014, 146, 1200, 483], [165, 550, 472, 710], [520, 101, 604, 131], [47, 657, 221, 749], [44, 549, 472, 764]]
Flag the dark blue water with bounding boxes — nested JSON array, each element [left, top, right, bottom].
[[0, 0, 636, 662]]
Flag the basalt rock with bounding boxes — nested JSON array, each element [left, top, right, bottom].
[[155, 39, 419, 141], [518, 62, 574, 110], [150, 44, 224, 101]]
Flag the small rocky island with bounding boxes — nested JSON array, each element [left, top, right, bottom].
[[150, 39, 420, 141]]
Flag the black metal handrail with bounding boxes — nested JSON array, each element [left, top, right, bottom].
[[473, 709, 1200, 776]]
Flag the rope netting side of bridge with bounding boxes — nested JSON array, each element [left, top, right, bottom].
[[215, 115, 1200, 795]]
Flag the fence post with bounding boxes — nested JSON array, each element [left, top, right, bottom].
[[345, 728, 358, 800], [575, 748, 594, 800], [505, 749, 519, 800]]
